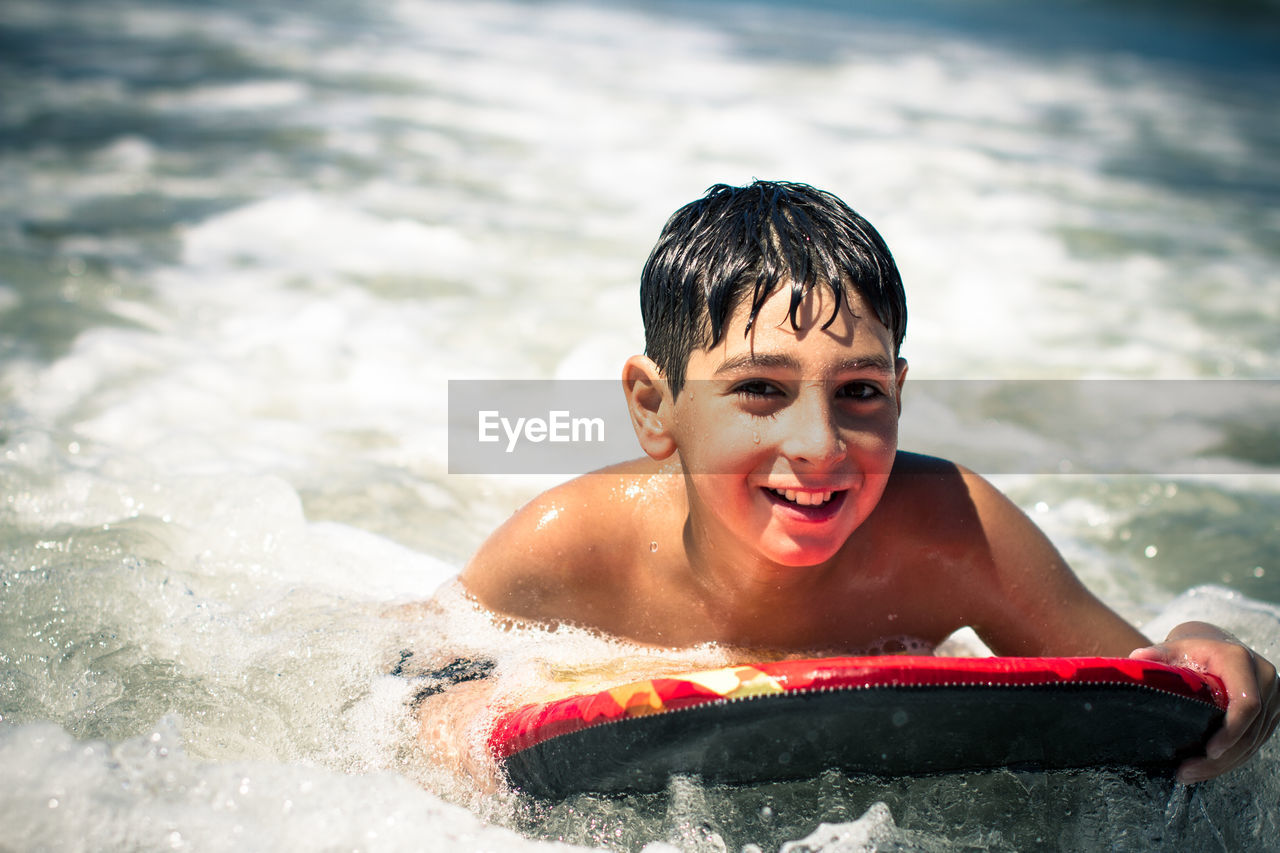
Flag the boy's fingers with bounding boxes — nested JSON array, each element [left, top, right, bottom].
[[1178, 704, 1279, 783], [1203, 643, 1270, 755], [1178, 754, 1225, 784], [1191, 654, 1277, 781], [1210, 686, 1260, 757], [1127, 645, 1165, 663], [1130, 635, 1279, 781], [1224, 650, 1277, 737]]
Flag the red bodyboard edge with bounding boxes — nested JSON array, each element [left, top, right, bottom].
[[489, 656, 1226, 761]]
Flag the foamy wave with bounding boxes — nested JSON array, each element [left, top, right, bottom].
[[182, 195, 474, 279], [0, 720, 582, 853]]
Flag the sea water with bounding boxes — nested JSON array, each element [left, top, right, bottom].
[[1, 0, 1278, 849]]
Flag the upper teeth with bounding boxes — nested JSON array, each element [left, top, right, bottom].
[[773, 489, 835, 506]]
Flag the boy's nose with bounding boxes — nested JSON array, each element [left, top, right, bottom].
[[780, 393, 844, 468]]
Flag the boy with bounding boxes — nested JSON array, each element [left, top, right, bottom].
[[459, 180, 1277, 783]]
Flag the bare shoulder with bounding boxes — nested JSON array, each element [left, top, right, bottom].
[[458, 458, 682, 625], [880, 451, 1066, 576], [883, 451, 1145, 656], [880, 452, 990, 538], [884, 451, 1038, 536]]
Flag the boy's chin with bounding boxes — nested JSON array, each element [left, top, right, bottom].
[[756, 538, 847, 570]]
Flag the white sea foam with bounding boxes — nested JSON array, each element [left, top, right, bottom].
[[147, 81, 312, 112], [0, 720, 590, 853], [182, 194, 475, 280], [1140, 586, 1280, 656]]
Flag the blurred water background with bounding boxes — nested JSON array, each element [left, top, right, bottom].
[[1, 0, 1279, 850]]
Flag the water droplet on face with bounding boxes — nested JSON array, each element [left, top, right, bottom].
[[753, 433, 760, 444], [650, 541, 658, 552]]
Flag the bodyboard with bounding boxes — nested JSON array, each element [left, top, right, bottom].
[[489, 656, 1226, 797]]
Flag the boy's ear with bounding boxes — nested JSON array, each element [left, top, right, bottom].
[[622, 355, 677, 460], [894, 357, 908, 416]]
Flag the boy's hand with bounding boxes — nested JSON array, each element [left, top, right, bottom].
[[1129, 621, 1279, 783]]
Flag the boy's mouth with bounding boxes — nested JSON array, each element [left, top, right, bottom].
[[763, 487, 847, 519], [767, 488, 838, 506]]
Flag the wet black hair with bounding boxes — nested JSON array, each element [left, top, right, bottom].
[[640, 180, 907, 397]]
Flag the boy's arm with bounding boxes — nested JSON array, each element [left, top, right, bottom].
[[955, 467, 1149, 657], [961, 468, 1278, 782]]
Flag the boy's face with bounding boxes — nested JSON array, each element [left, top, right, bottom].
[[670, 283, 905, 570]]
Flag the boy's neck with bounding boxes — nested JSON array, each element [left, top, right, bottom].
[[682, 515, 840, 620]]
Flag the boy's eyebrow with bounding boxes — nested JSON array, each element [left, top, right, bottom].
[[712, 352, 895, 376]]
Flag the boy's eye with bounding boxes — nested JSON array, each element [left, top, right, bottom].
[[838, 382, 883, 400], [733, 380, 781, 399]]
